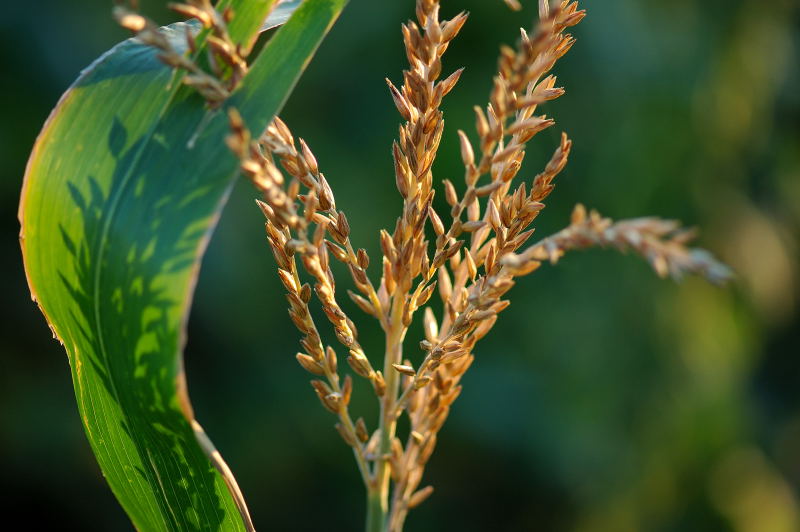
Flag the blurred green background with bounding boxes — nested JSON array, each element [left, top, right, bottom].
[[2, 0, 799, 530]]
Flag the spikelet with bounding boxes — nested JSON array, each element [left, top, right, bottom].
[[114, 0, 258, 106]]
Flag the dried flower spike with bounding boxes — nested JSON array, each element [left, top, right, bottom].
[[223, 1, 730, 530]]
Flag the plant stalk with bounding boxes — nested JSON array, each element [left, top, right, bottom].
[[366, 487, 385, 532], [367, 291, 407, 531]]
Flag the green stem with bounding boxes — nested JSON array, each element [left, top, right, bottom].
[[368, 291, 407, 531], [366, 488, 386, 532]]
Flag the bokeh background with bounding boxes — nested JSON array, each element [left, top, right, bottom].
[[2, 0, 799, 530]]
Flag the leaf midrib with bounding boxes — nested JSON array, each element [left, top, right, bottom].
[[84, 30, 197, 531]]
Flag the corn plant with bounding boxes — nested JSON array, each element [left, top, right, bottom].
[[20, 1, 730, 531]]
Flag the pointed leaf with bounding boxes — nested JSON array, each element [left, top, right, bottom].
[[19, 0, 347, 529]]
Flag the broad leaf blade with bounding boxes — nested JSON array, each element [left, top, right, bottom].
[[19, 1, 347, 530]]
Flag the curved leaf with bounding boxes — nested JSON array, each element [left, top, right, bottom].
[[19, 0, 347, 530]]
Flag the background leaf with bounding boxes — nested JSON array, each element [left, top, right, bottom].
[[18, 0, 347, 530], [261, 0, 303, 31]]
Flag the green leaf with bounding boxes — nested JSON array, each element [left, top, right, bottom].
[[19, 1, 347, 530]]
